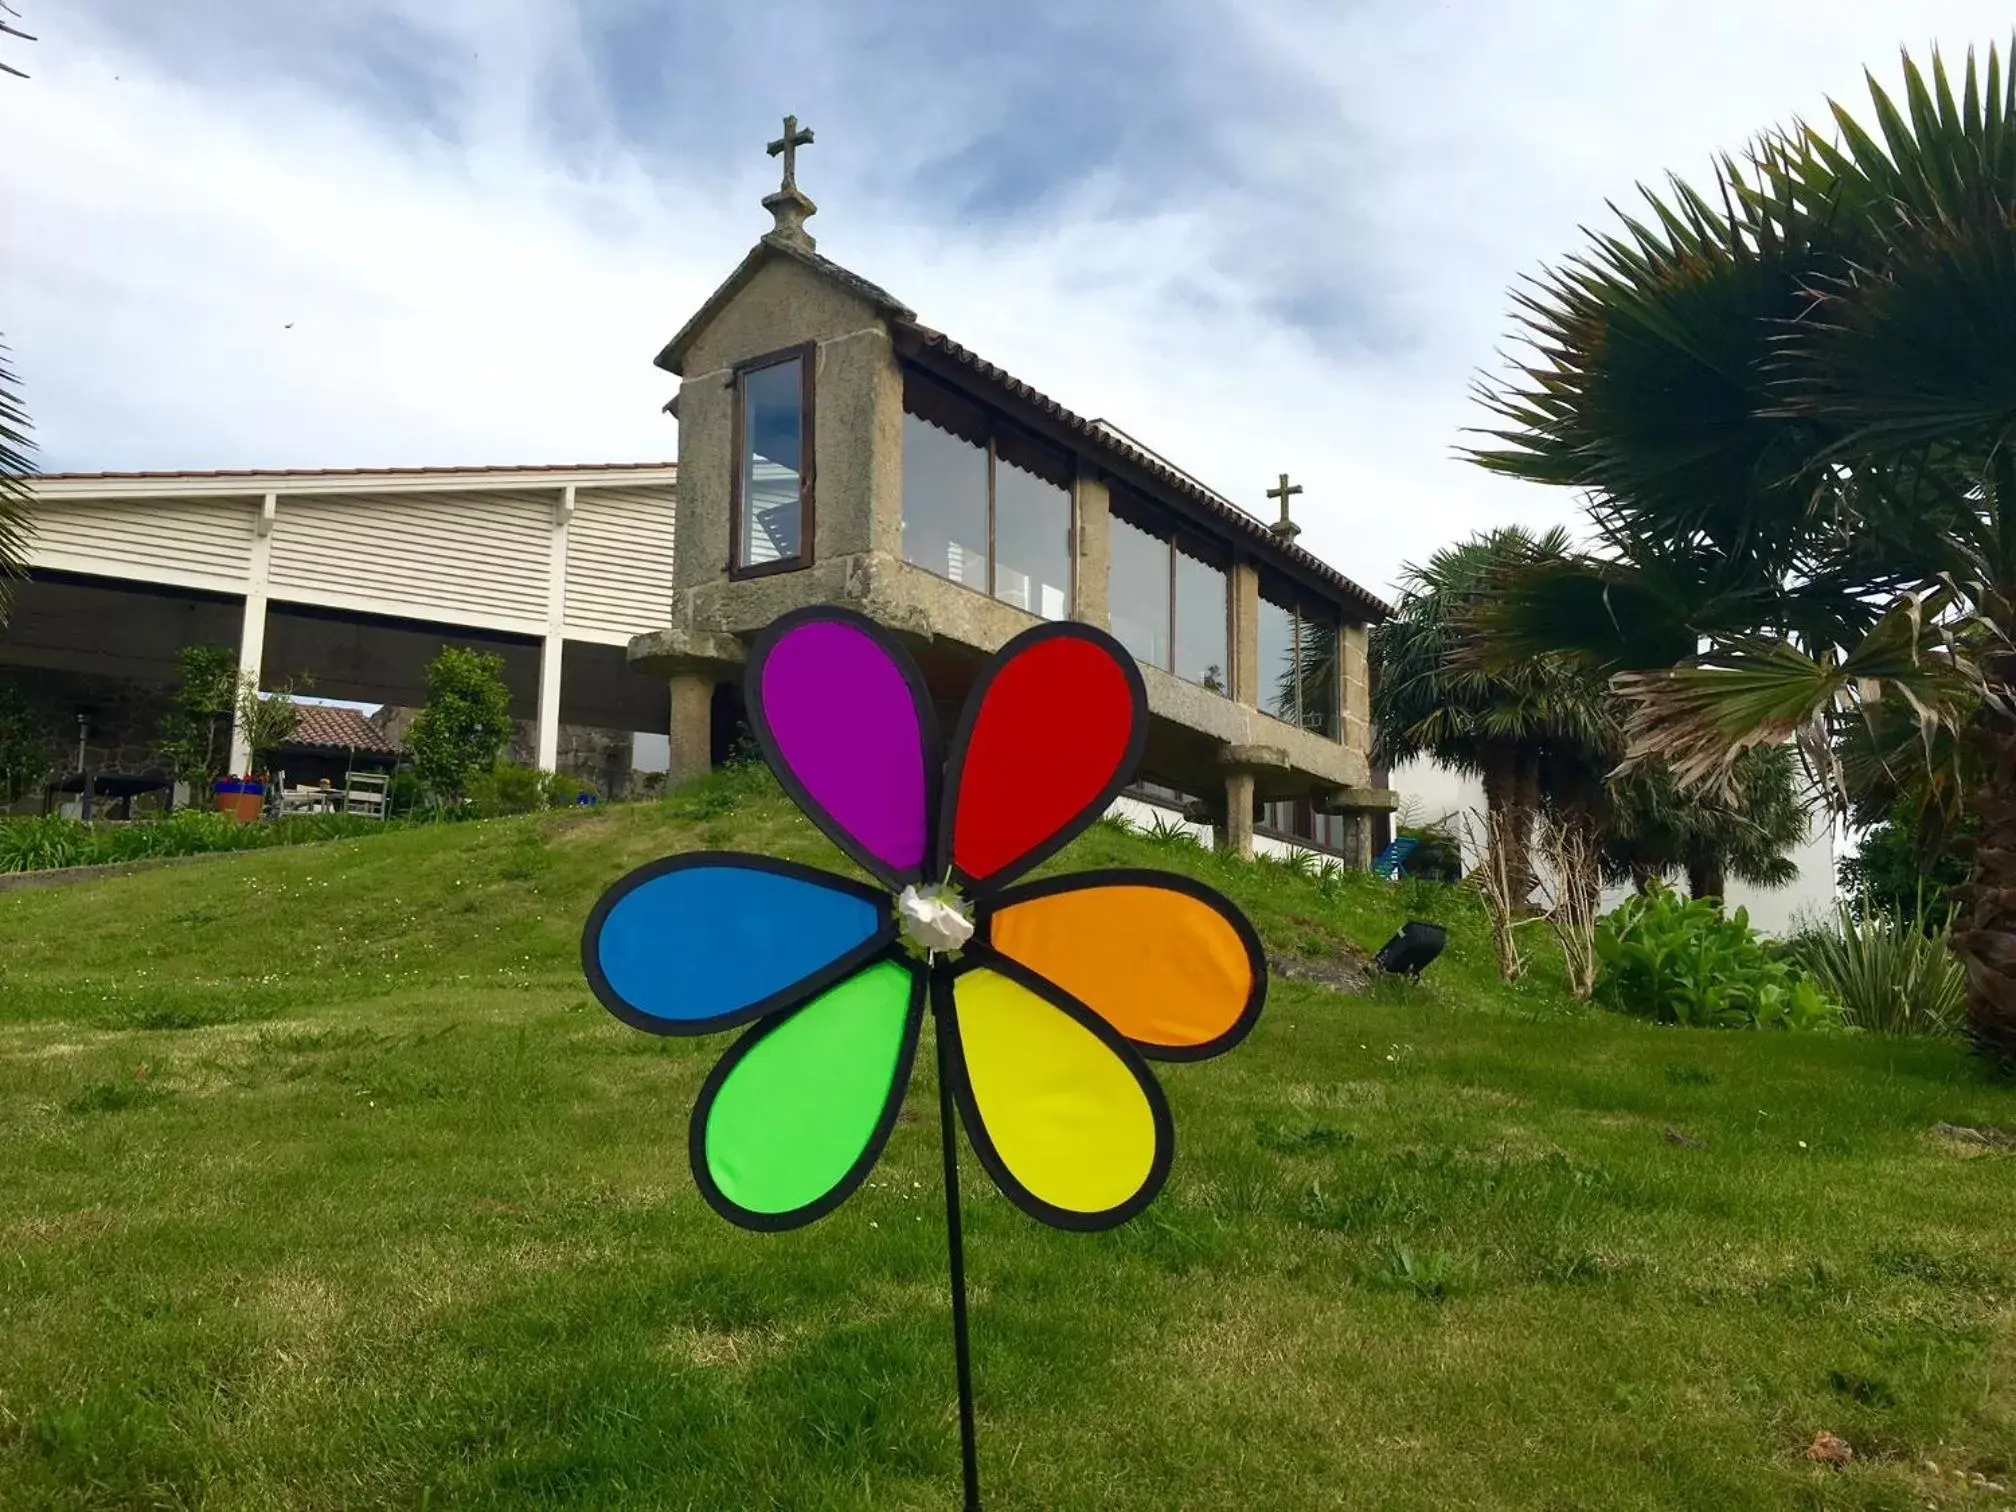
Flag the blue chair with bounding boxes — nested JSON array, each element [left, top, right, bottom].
[[1370, 835, 1419, 880]]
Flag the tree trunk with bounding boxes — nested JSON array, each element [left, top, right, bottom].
[[1686, 855, 1725, 910], [1478, 745, 1536, 910], [1950, 719, 2016, 1073], [1631, 862, 1661, 893]]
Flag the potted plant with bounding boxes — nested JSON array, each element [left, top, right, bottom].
[[212, 773, 265, 823]]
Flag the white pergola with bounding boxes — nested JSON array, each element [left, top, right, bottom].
[[20, 463, 677, 774]]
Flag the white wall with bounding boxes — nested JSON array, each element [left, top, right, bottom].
[[1387, 756, 1838, 936]]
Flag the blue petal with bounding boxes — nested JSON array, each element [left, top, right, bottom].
[[582, 853, 891, 1035]]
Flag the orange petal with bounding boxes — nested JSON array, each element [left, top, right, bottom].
[[985, 872, 1264, 1059]]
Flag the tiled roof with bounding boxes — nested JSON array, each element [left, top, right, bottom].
[[279, 704, 401, 756], [894, 324, 1392, 622], [37, 462, 676, 482]]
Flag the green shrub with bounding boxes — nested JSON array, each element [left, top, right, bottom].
[[1398, 820, 1465, 884], [1787, 905, 1965, 1036], [407, 647, 513, 804], [0, 816, 95, 871], [466, 763, 588, 817], [0, 811, 403, 874], [1593, 883, 1841, 1031]]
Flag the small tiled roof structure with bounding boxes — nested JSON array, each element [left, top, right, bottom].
[[278, 704, 401, 756]]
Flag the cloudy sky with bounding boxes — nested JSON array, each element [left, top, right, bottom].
[[3, 1, 2010, 599]]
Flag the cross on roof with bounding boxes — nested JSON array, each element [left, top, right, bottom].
[[1266, 473, 1304, 540], [767, 114, 814, 193]]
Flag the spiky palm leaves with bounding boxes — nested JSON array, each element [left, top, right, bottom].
[[1372, 527, 1620, 907], [1471, 41, 2016, 1065]]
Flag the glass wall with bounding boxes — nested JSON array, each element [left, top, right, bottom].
[[1296, 617, 1340, 737], [900, 410, 989, 590], [1258, 799, 1356, 856], [737, 356, 805, 570], [1258, 591, 1340, 737], [993, 433, 1072, 621], [1109, 515, 1170, 669], [1172, 547, 1229, 692], [1258, 595, 1297, 723], [901, 375, 1070, 620]]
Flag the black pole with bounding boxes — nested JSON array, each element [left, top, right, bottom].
[[933, 990, 983, 1511]]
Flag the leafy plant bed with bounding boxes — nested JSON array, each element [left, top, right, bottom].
[[0, 811, 406, 875]]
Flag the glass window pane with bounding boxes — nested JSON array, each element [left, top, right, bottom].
[[1258, 595, 1297, 722], [1297, 615, 1340, 737], [901, 410, 989, 591], [1109, 515, 1170, 670], [738, 358, 803, 568], [1172, 548, 1228, 693], [993, 436, 1071, 621]]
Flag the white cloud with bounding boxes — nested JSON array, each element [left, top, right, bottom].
[[3, 0, 2010, 600]]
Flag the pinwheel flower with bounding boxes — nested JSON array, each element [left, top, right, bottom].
[[583, 607, 1266, 1232]]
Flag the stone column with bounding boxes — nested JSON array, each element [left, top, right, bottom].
[[1341, 623, 1372, 769], [1220, 770, 1255, 858], [1216, 743, 1288, 859], [627, 627, 747, 792], [667, 672, 716, 787], [1072, 465, 1111, 630], [1231, 560, 1261, 707]]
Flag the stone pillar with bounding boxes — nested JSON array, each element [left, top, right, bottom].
[[1231, 560, 1261, 707], [1072, 465, 1111, 630], [1220, 769, 1256, 859], [668, 672, 716, 788], [1341, 623, 1372, 768]]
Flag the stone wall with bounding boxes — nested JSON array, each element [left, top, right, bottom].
[[0, 666, 183, 812], [374, 705, 644, 801]]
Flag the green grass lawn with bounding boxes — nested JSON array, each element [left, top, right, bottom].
[[2, 768, 2013, 1510]]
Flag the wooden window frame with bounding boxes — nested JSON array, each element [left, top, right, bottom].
[[728, 341, 817, 581]]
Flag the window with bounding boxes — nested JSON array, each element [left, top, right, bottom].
[[1109, 515, 1169, 668], [1174, 546, 1229, 692], [1259, 591, 1340, 737], [1109, 493, 1230, 691], [901, 374, 1071, 620], [732, 347, 813, 575], [1258, 799, 1358, 858]]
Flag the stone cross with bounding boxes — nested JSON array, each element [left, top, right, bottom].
[[767, 115, 815, 193], [1266, 473, 1304, 541]]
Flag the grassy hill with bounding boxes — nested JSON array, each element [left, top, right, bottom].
[[2, 767, 2012, 1510]]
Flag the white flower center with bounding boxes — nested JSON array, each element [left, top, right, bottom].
[[897, 883, 974, 956]]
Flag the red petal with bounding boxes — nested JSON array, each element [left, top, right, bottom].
[[948, 627, 1143, 886]]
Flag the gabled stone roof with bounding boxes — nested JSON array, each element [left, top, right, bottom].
[[654, 233, 915, 377]]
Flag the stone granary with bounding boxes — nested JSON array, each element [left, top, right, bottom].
[[630, 117, 1396, 860]]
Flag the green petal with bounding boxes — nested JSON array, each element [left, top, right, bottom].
[[693, 959, 922, 1229]]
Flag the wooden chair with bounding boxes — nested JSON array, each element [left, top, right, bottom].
[[341, 772, 390, 819]]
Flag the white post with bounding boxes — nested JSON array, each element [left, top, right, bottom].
[[229, 492, 277, 777], [536, 486, 574, 772]]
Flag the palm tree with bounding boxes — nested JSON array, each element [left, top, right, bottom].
[[1469, 43, 2016, 1066], [1606, 745, 1811, 903], [0, 6, 34, 623], [1372, 526, 1619, 908]]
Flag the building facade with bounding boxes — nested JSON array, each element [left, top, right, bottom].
[[6, 464, 676, 807], [629, 130, 1395, 858]]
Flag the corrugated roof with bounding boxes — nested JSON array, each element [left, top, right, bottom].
[[36, 462, 676, 482], [895, 324, 1392, 622], [279, 705, 401, 756]]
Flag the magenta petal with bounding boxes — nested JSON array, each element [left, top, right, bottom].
[[750, 613, 934, 883]]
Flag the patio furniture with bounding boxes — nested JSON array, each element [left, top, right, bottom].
[[43, 771, 176, 821], [341, 772, 390, 819], [1370, 835, 1419, 880], [279, 782, 342, 817]]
